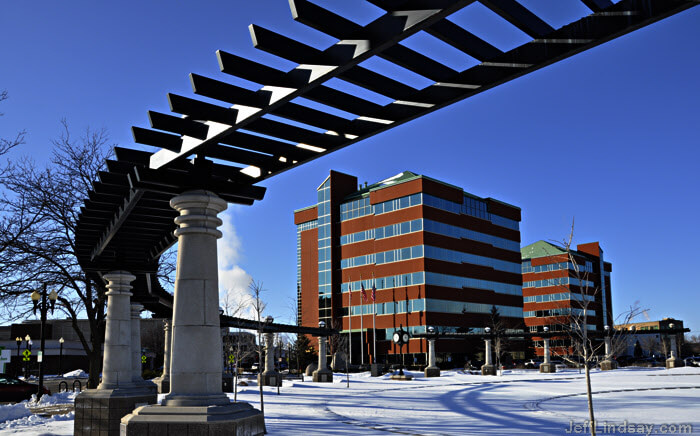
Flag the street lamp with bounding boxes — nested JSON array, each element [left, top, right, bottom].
[[30, 285, 58, 400], [58, 337, 65, 376]]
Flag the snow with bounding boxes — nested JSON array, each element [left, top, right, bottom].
[[1, 367, 698, 435]]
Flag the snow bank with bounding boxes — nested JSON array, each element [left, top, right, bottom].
[[62, 369, 87, 378]]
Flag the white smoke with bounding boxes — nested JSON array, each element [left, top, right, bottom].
[[217, 209, 255, 319]]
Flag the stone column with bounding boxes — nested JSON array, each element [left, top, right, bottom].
[[666, 334, 682, 368], [540, 338, 556, 373], [481, 339, 496, 375], [258, 332, 279, 386], [74, 272, 157, 436], [424, 338, 440, 377], [121, 191, 263, 435], [600, 336, 617, 371], [100, 271, 137, 390], [312, 336, 333, 382], [153, 319, 171, 393]]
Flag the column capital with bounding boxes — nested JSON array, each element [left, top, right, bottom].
[[103, 271, 135, 296], [131, 303, 145, 317], [170, 190, 227, 239]]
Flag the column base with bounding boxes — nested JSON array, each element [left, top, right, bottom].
[[305, 363, 317, 376], [74, 387, 157, 436], [257, 370, 280, 387], [666, 357, 683, 369], [481, 364, 497, 376], [152, 376, 170, 394], [135, 379, 158, 395], [370, 363, 384, 377], [312, 368, 333, 383], [539, 363, 557, 373], [120, 402, 264, 436], [600, 360, 618, 371], [424, 366, 441, 377]]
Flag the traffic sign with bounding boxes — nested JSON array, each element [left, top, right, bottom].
[[141, 355, 147, 364], [22, 349, 31, 362], [228, 354, 235, 363], [37, 351, 43, 363]]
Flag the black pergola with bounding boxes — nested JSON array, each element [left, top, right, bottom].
[[75, 0, 698, 323]]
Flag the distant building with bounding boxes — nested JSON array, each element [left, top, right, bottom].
[[521, 240, 613, 357], [295, 170, 524, 366], [616, 318, 685, 358]]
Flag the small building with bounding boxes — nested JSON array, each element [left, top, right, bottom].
[[295, 170, 524, 367], [615, 318, 685, 358], [521, 240, 613, 357]]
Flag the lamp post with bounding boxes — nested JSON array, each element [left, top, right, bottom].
[[30, 284, 58, 401], [58, 337, 65, 376]]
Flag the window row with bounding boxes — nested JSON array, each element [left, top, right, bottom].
[[423, 193, 519, 231], [345, 298, 426, 316], [425, 271, 522, 296], [426, 299, 522, 318], [340, 219, 423, 246], [341, 272, 424, 293], [523, 277, 595, 289], [374, 193, 422, 215], [339, 196, 372, 221], [423, 219, 520, 252], [297, 220, 318, 232], [522, 261, 593, 274], [523, 292, 595, 304], [524, 308, 595, 318], [341, 243, 520, 274]]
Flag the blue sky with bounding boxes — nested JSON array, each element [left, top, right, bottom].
[[1, 1, 698, 333]]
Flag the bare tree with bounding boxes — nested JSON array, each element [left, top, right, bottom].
[[0, 121, 172, 388], [544, 221, 645, 436], [488, 305, 508, 370], [221, 286, 256, 402], [0, 90, 25, 158], [248, 280, 267, 433]]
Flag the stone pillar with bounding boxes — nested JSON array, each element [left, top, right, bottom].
[[153, 319, 171, 393], [424, 338, 440, 377], [540, 338, 556, 373], [312, 336, 333, 382], [258, 332, 279, 386], [666, 335, 682, 368], [74, 272, 157, 436], [600, 336, 618, 371], [481, 338, 496, 375], [121, 191, 263, 435]]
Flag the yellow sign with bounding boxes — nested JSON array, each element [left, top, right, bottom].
[[141, 355, 147, 363], [22, 349, 31, 362], [228, 354, 235, 363]]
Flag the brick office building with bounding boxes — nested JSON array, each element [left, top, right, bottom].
[[521, 240, 613, 357], [294, 170, 524, 366]]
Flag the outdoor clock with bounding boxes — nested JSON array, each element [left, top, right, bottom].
[[392, 332, 401, 344]]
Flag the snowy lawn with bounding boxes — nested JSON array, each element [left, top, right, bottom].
[[0, 367, 697, 435]]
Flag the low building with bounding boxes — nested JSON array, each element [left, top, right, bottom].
[[615, 318, 685, 358]]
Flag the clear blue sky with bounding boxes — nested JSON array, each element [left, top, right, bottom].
[[1, 1, 698, 334]]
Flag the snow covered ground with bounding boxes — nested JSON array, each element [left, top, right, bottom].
[[1, 367, 698, 435]]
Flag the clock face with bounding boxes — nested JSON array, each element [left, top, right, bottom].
[[392, 332, 400, 344], [402, 333, 409, 343]]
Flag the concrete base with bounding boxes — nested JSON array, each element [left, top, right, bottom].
[[600, 360, 618, 371], [666, 357, 683, 369], [257, 370, 280, 387], [481, 364, 497, 376], [136, 380, 158, 395], [120, 402, 264, 436], [370, 363, 384, 377], [312, 368, 333, 383], [74, 388, 157, 436], [152, 376, 170, 394], [539, 363, 557, 373], [390, 374, 414, 381], [304, 363, 317, 376], [424, 366, 441, 377]]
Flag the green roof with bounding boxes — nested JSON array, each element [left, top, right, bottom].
[[521, 240, 567, 260]]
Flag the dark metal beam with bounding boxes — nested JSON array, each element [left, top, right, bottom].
[[168, 93, 239, 126], [580, 0, 614, 12], [132, 127, 182, 153], [427, 19, 503, 61], [148, 111, 209, 140], [480, 0, 555, 39]]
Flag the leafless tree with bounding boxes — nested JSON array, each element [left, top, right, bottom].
[[248, 280, 267, 432], [221, 286, 256, 402], [0, 121, 173, 388], [0, 90, 25, 158], [544, 221, 645, 436]]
